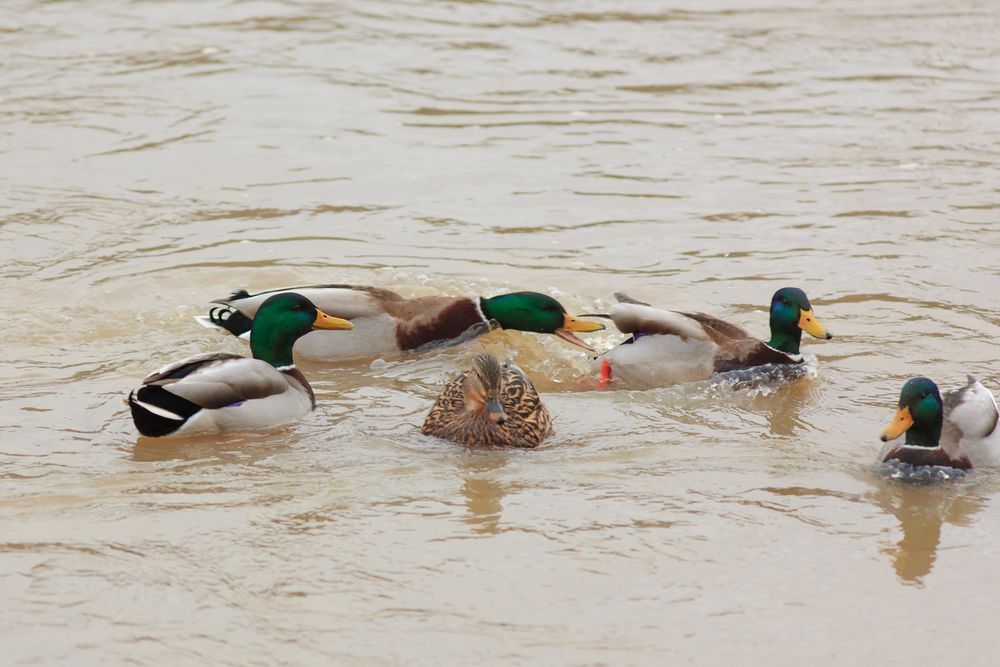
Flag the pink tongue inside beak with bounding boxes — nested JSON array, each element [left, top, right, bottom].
[[555, 328, 594, 352]]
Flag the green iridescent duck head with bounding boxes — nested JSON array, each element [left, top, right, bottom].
[[766, 287, 832, 355], [480, 291, 604, 351], [250, 292, 353, 367], [879, 377, 943, 447]]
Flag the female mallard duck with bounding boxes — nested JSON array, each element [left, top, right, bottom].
[[129, 293, 353, 437], [595, 287, 832, 387], [196, 284, 604, 360], [879, 376, 1000, 469], [422, 353, 552, 448]]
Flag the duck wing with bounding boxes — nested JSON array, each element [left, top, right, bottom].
[[943, 375, 1000, 443], [608, 302, 713, 341], [217, 284, 401, 320], [613, 292, 651, 306], [140, 354, 290, 409], [500, 363, 552, 447], [422, 370, 471, 435], [677, 312, 753, 343]]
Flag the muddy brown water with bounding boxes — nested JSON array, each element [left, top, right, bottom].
[[2, 1, 999, 664]]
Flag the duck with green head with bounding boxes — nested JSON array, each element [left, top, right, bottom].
[[195, 284, 605, 360], [129, 292, 353, 437], [594, 287, 833, 387], [878, 376, 1000, 469]]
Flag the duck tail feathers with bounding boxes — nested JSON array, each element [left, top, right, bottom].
[[128, 386, 201, 437], [195, 306, 253, 339], [614, 292, 651, 306]]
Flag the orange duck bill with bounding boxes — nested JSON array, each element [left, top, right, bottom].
[[555, 314, 605, 351], [880, 406, 913, 442]]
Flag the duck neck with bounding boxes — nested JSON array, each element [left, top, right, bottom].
[[479, 296, 498, 324], [767, 328, 803, 355], [905, 418, 942, 448], [250, 326, 297, 368]]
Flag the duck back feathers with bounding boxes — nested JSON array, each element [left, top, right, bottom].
[[422, 358, 552, 448], [128, 353, 315, 437], [943, 376, 1000, 443], [202, 284, 490, 359], [601, 294, 803, 387]]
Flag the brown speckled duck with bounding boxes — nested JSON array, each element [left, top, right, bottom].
[[422, 353, 552, 448], [197, 284, 604, 360]]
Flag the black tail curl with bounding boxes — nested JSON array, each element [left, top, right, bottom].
[[208, 306, 253, 338]]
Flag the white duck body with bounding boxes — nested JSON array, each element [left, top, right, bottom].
[[198, 286, 401, 359], [599, 303, 718, 387], [942, 376, 1000, 467], [597, 298, 802, 388], [196, 285, 491, 361], [128, 353, 315, 437]]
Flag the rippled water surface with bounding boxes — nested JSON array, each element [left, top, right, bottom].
[[3, 0, 1000, 664]]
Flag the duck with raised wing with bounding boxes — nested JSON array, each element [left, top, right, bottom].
[[196, 284, 604, 361], [129, 293, 353, 437], [879, 376, 1000, 469], [595, 287, 832, 387], [422, 353, 552, 448]]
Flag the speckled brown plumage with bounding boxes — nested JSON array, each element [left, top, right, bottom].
[[422, 354, 552, 448]]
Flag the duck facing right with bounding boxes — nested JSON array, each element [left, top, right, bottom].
[[595, 287, 832, 388]]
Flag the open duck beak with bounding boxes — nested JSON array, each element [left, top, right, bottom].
[[486, 395, 506, 425], [312, 309, 354, 331], [555, 314, 605, 352], [798, 308, 832, 339], [880, 406, 913, 442]]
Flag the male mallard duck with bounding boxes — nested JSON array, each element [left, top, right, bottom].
[[422, 353, 552, 448], [595, 287, 832, 387], [195, 284, 604, 361], [879, 376, 1000, 469], [129, 293, 353, 437]]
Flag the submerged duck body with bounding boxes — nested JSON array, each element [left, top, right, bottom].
[[129, 293, 353, 437], [597, 287, 832, 388], [879, 376, 1000, 469], [197, 284, 603, 361], [422, 353, 552, 448]]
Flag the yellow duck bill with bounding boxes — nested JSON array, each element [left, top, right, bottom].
[[555, 314, 605, 351], [313, 310, 354, 330], [798, 308, 832, 339], [880, 406, 914, 441]]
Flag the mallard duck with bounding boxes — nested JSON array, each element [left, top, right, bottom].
[[421, 353, 552, 448], [879, 376, 1000, 469], [195, 284, 605, 361], [594, 287, 832, 387], [129, 293, 353, 437]]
